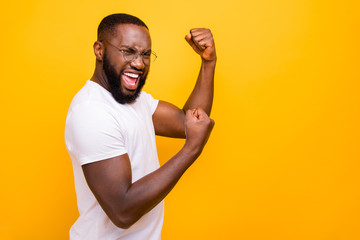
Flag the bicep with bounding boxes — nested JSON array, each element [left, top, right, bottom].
[[152, 100, 186, 138], [82, 154, 132, 223]]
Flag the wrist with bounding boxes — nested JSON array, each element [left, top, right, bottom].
[[182, 140, 203, 159], [202, 57, 217, 66]]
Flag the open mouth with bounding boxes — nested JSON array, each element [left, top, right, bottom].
[[122, 72, 140, 91]]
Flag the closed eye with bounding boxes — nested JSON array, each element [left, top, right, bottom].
[[121, 48, 137, 55]]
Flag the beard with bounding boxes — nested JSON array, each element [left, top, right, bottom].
[[103, 51, 147, 104]]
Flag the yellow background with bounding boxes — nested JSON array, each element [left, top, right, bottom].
[[1, 0, 359, 239]]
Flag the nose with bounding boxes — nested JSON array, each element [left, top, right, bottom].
[[130, 54, 145, 70]]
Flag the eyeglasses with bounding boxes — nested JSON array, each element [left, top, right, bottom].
[[102, 40, 157, 65]]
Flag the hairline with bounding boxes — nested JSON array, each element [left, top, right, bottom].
[[98, 23, 149, 42]]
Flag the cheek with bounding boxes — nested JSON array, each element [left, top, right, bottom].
[[112, 60, 127, 73], [105, 51, 127, 71]]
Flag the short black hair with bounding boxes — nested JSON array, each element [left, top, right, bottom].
[[97, 13, 148, 41]]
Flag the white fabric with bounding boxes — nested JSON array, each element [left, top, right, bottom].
[[65, 80, 164, 240]]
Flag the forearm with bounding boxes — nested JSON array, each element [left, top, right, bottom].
[[118, 108, 214, 226], [183, 59, 216, 115], [87, 109, 214, 229], [115, 144, 200, 227]]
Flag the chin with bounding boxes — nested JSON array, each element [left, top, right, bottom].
[[122, 87, 138, 95], [110, 78, 146, 104]]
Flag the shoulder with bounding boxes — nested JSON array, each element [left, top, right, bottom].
[[133, 91, 159, 114], [66, 81, 119, 121], [65, 92, 127, 165], [68, 81, 112, 110], [65, 81, 123, 143]]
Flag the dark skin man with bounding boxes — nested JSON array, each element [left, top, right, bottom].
[[82, 23, 216, 229]]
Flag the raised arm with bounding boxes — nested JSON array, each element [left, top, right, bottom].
[[82, 108, 214, 229], [183, 28, 216, 115], [153, 28, 216, 138]]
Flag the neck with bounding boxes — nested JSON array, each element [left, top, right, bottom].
[[91, 62, 110, 91]]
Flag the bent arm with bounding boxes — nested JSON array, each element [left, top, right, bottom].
[[82, 109, 214, 229], [153, 28, 216, 138], [183, 28, 216, 115], [83, 146, 196, 229], [183, 59, 216, 115]]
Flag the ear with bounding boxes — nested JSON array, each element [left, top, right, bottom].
[[93, 41, 104, 61]]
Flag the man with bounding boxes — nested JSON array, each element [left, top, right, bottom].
[[65, 13, 216, 239]]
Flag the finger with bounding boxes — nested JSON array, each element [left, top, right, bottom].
[[188, 30, 209, 51], [185, 34, 203, 55], [190, 31, 212, 41], [191, 34, 214, 51], [195, 107, 209, 121], [196, 107, 205, 114], [191, 35, 206, 51], [185, 33, 195, 48], [186, 109, 194, 117], [191, 30, 212, 41], [189, 28, 210, 37], [193, 108, 199, 119], [195, 39, 213, 50], [185, 33, 204, 51], [186, 108, 198, 121]]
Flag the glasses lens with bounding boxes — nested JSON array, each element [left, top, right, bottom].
[[123, 52, 137, 62], [123, 51, 157, 65], [140, 52, 157, 65]]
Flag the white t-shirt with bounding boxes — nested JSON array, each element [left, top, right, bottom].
[[65, 80, 164, 240]]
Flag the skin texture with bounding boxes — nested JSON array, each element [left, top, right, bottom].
[[84, 23, 216, 229], [92, 24, 151, 103]]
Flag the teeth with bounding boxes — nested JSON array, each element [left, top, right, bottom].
[[124, 72, 139, 78]]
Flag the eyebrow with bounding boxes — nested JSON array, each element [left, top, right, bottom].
[[119, 45, 152, 53]]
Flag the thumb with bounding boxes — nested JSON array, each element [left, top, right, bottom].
[[185, 34, 202, 55], [193, 108, 200, 120], [185, 33, 192, 45]]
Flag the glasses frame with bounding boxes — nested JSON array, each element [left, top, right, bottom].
[[102, 40, 157, 65]]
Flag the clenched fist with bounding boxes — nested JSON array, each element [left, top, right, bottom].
[[184, 107, 215, 154], [185, 28, 216, 62]]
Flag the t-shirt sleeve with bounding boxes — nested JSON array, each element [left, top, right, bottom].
[[65, 102, 127, 165], [141, 91, 159, 115]]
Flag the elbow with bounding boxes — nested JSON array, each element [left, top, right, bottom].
[[111, 213, 139, 229], [99, 199, 143, 229]]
